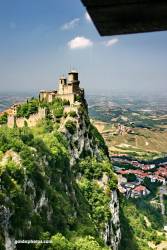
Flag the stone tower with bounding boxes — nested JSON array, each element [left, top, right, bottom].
[[67, 70, 80, 94], [68, 70, 79, 82], [58, 70, 80, 95], [58, 76, 67, 95], [39, 70, 84, 105]]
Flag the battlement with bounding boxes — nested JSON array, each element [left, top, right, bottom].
[[2, 71, 85, 129], [7, 108, 46, 128], [39, 71, 84, 105]]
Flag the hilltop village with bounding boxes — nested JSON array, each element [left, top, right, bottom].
[[0, 71, 85, 128], [112, 157, 167, 198]]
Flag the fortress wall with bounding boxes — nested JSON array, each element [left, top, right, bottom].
[[7, 116, 15, 128], [48, 94, 55, 103], [7, 108, 46, 128], [40, 92, 75, 105], [56, 93, 75, 104], [62, 85, 73, 95], [63, 86, 68, 94], [39, 92, 49, 102]]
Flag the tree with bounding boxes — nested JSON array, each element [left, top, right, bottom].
[[65, 120, 76, 135], [50, 234, 74, 250], [75, 236, 107, 250], [124, 173, 137, 182], [0, 112, 8, 125], [16, 99, 39, 118]]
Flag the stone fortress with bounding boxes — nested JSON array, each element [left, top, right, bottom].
[[39, 70, 84, 105], [3, 71, 84, 128]]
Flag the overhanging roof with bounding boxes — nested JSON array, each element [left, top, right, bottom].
[[81, 0, 167, 36]]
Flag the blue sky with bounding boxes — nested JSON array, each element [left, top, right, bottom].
[[0, 0, 167, 94]]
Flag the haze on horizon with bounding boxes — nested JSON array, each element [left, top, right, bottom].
[[0, 0, 167, 95]]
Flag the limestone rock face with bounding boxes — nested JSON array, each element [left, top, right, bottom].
[[60, 105, 99, 165], [0, 206, 15, 250], [7, 108, 46, 128], [107, 190, 121, 250], [0, 100, 121, 250], [61, 102, 121, 250]]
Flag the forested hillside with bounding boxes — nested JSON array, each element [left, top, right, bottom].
[[0, 98, 119, 250]]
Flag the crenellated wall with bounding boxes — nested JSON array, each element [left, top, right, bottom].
[[7, 108, 46, 128], [56, 93, 75, 104]]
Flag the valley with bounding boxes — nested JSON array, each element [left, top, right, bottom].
[[1, 91, 167, 250], [88, 93, 167, 250]]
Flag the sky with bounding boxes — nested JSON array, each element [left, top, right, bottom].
[[0, 0, 167, 95]]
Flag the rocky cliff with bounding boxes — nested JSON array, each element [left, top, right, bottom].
[[60, 101, 121, 250], [0, 97, 121, 250]]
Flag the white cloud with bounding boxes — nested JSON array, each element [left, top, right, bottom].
[[104, 38, 119, 47], [68, 36, 93, 50], [61, 18, 80, 30], [85, 12, 92, 22]]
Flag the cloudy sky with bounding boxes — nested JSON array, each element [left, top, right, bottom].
[[0, 0, 167, 94]]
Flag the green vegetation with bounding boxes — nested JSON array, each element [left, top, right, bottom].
[[0, 112, 8, 125], [65, 120, 77, 135], [51, 99, 64, 118], [75, 95, 82, 102], [73, 236, 108, 250], [89, 95, 167, 249], [50, 233, 74, 250], [78, 178, 111, 231], [16, 97, 69, 120], [17, 98, 39, 118], [0, 98, 118, 250], [76, 154, 117, 232], [90, 95, 167, 160], [69, 111, 77, 118], [143, 178, 162, 195], [89, 103, 167, 129], [73, 123, 117, 235], [119, 196, 165, 250], [89, 124, 108, 155], [124, 173, 137, 182], [40, 98, 69, 119], [78, 156, 117, 190], [93, 119, 167, 160], [0, 124, 103, 248], [42, 234, 108, 250], [164, 195, 167, 224]]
